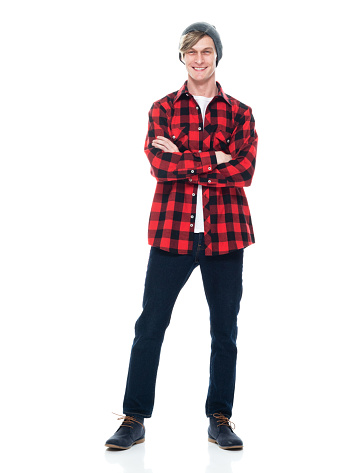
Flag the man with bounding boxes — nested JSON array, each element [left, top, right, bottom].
[[105, 22, 258, 451]]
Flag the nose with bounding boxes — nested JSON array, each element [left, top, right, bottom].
[[194, 52, 204, 64]]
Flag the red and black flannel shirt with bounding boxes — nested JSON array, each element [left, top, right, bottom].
[[144, 80, 258, 256]]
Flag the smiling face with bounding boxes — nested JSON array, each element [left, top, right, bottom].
[[183, 35, 217, 83]]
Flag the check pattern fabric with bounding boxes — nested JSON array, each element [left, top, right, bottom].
[[144, 80, 258, 256]]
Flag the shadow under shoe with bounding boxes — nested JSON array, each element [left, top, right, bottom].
[[105, 414, 145, 450], [208, 412, 243, 450]]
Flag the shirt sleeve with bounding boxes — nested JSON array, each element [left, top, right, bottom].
[[144, 101, 218, 182], [197, 107, 258, 188]]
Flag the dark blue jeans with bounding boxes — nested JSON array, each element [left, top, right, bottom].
[[123, 232, 244, 419]]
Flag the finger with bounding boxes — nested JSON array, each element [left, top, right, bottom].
[[152, 139, 179, 153], [155, 136, 173, 144], [152, 139, 175, 150], [163, 144, 179, 152], [152, 142, 167, 150], [152, 138, 169, 146], [154, 144, 178, 153]]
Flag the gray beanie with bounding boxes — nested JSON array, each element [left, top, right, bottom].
[[179, 22, 222, 67]]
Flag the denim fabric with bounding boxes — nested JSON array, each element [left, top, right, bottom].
[[123, 232, 244, 419]]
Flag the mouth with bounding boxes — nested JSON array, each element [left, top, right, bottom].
[[192, 67, 207, 71]]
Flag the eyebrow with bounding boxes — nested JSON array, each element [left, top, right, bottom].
[[188, 47, 214, 51]]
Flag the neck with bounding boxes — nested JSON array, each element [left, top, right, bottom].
[[186, 75, 218, 98]]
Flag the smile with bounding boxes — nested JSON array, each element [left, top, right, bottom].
[[193, 67, 207, 71]]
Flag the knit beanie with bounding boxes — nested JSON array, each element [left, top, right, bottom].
[[179, 22, 223, 67]]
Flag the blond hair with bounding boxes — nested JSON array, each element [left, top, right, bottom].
[[179, 31, 215, 64]]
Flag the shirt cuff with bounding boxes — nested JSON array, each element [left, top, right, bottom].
[[200, 151, 217, 172]]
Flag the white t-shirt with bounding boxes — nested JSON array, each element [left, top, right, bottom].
[[191, 95, 214, 233]]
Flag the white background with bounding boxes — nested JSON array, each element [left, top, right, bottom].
[[1, 1, 362, 472]]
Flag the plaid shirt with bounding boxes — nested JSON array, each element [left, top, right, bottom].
[[144, 80, 258, 256]]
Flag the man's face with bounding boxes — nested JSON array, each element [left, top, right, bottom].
[[183, 35, 217, 82]]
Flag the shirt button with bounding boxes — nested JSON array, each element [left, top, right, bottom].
[[186, 93, 189, 96], [198, 127, 201, 130], [191, 215, 194, 218], [227, 139, 230, 143], [208, 167, 211, 170], [190, 223, 193, 227], [196, 106, 199, 110], [192, 193, 195, 196], [189, 178, 193, 182], [208, 179, 211, 183], [198, 150, 201, 153], [191, 169, 194, 173]]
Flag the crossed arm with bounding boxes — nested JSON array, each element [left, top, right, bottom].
[[152, 136, 232, 164], [144, 101, 258, 188]]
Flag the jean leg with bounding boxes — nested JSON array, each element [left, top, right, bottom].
[[123, 245, 198, 418], [199, 247, 244, 418]]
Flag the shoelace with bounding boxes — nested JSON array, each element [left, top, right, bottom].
[[112, 412, 145, 429], [212, 412, 236, 431]]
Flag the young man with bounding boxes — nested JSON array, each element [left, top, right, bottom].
[[105, 22, 258, 451]]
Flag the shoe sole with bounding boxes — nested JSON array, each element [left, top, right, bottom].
[[105, 438, 145, 450], [208, 437, 243, 450]]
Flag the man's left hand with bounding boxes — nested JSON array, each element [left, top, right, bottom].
[[152, 136, 180, 153]]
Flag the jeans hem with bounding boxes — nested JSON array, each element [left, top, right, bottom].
[[124, 411, 152, 419], [206, 411, 232, 419]]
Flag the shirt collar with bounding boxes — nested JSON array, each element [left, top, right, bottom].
[[173, 80, 232, 106]]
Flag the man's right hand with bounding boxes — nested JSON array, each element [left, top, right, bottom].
[[215, 151, 233, 164]]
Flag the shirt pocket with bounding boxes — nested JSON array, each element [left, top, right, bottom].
[[212, 129, 231, 152], [170, 126, 189, 152]]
